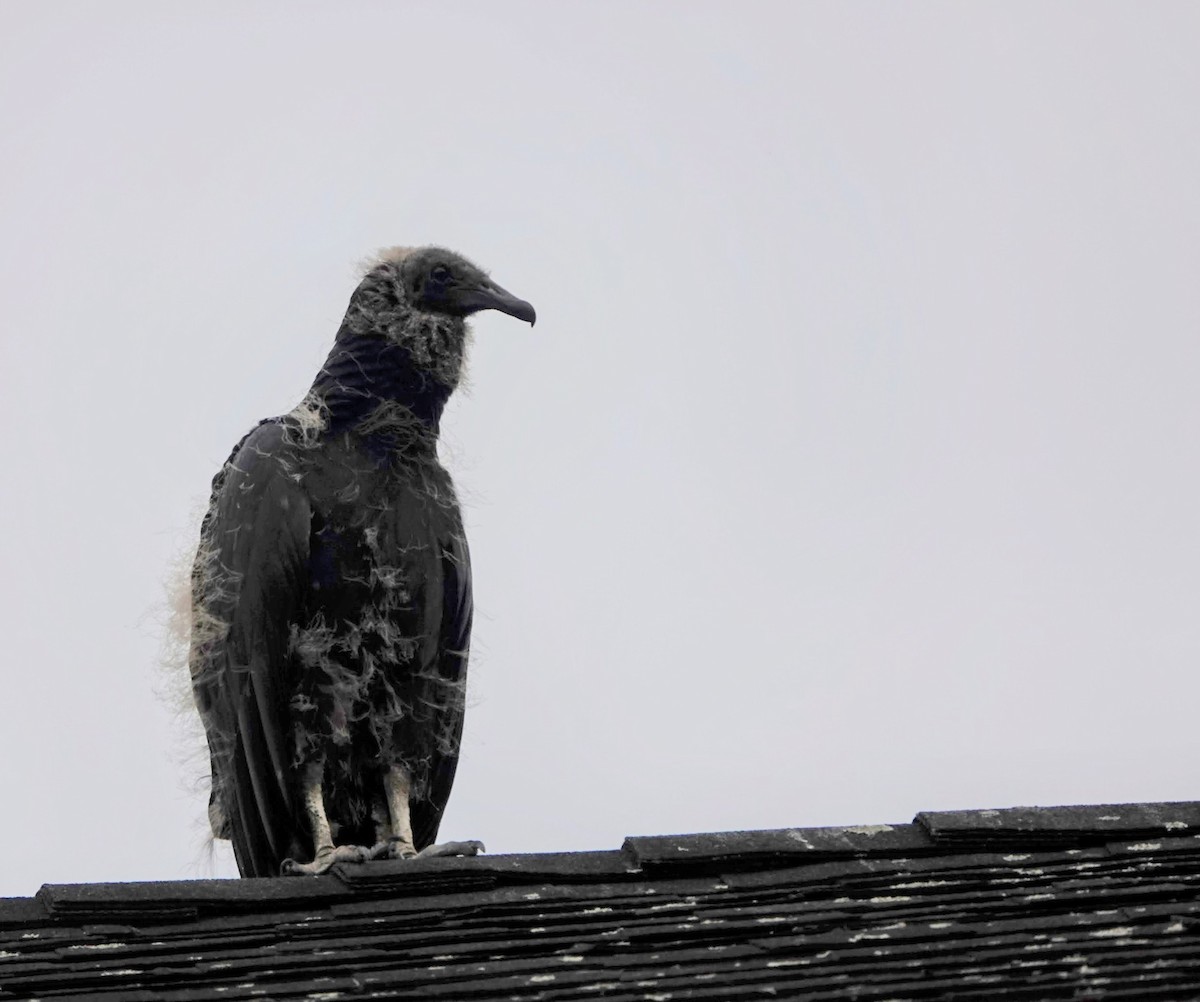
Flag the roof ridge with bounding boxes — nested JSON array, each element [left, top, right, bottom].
[[4, 800, 1196, 925]]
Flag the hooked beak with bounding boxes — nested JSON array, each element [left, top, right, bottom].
[[451, 278, 537, 326]]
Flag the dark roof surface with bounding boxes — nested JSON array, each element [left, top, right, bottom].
[[5, 801, 1200, 1000]]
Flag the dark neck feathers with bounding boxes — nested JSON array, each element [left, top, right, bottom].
[[307, 266, 468, 443]]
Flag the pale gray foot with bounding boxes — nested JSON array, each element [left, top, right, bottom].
[[366, 837, 486, 861], [418, 839, 486, 859], [375, 765, 484, 862], [281, 843, 372, 876]]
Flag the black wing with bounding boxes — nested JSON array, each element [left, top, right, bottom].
[[410, 523, 473, 850], [191, 420, 312, 878]]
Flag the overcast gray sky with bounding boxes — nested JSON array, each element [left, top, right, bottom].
[[1, 2, 1197, 897]]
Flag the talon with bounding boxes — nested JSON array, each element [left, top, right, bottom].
[[280, 843, 373, 876], [416, 839, 485, 859], [386, 836, 418, 860]]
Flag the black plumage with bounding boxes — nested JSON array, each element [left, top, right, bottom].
[[189, 247, 534, 878]]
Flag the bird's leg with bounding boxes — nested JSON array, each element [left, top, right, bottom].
[[369, 794, 393, 843], [280, 759, 372, 876], [382, 765, 418, 859], [375, 763, 485, 861]]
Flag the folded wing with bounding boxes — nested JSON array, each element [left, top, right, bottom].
[[190, 420, 312, 877]]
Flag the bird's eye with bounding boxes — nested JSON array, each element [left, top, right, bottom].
[[431, 265, 452, 283]]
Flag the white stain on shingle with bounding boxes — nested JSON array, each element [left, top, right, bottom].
[[1126, 842, 1162, 851], [529, 974, 555, 983], [842, 824, 895, 836], [1165, 821, 1189, 830], [648, 900, 694, 912], [1091, 926, 1135, 938], [1166, 921, 1185, 933]]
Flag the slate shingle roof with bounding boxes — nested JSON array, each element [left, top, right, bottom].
[[4, 801, 1200, 1000]]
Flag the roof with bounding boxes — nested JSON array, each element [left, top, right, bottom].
[[4, 801, 1200, 1000]]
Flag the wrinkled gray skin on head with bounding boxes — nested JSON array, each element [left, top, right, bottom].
[[337, 247, 536, 389]]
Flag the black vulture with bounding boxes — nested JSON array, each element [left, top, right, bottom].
[[189, 247, 534, 877]]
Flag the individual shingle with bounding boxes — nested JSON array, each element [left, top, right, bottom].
[[0, 899, 46, 930], [332, 849, 637, 895], [623, 821, 936, 875], [916, 801, 1200, 848], [37, 875, 351, 923]]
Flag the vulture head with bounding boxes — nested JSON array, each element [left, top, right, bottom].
[[336, 247, 535, 391], [397, 247, 536, 325]]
